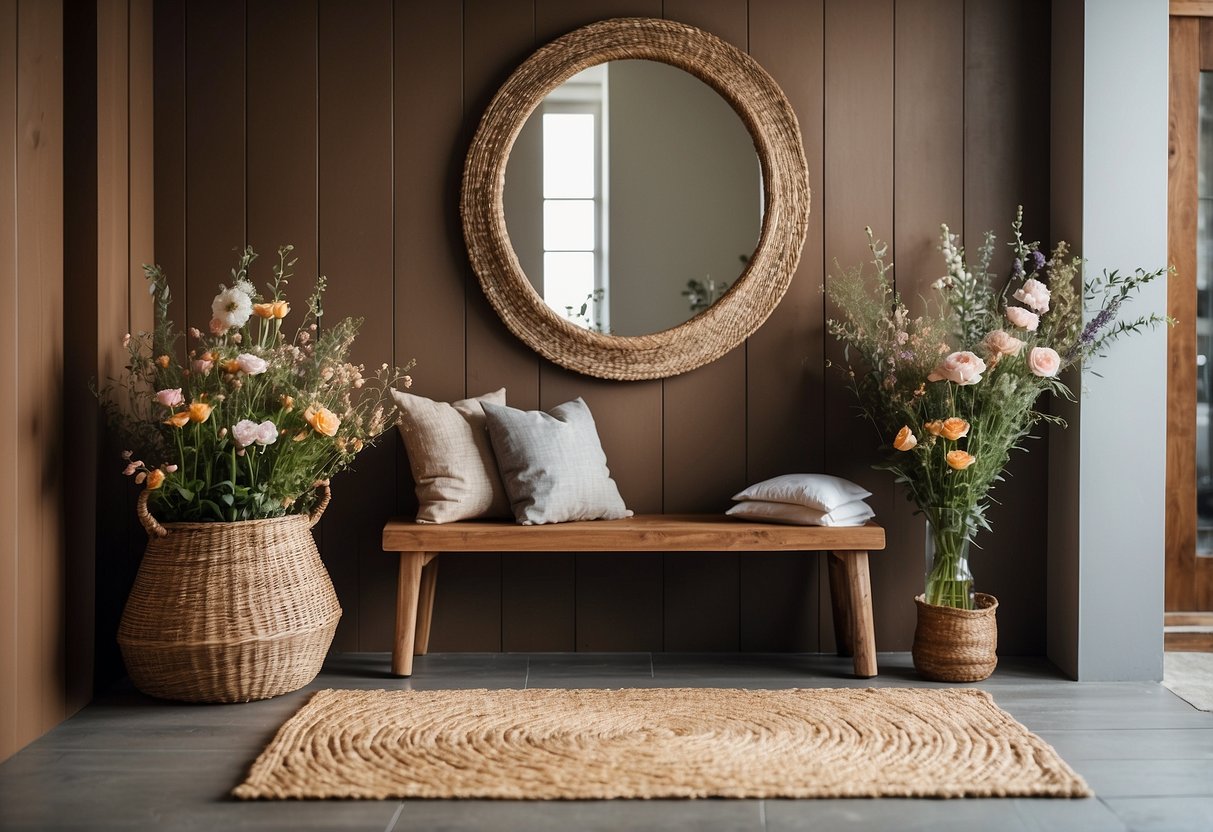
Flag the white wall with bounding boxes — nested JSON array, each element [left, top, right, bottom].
[[1049, 0, 1168, 680]]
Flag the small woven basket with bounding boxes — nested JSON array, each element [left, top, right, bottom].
[[118, 485, 341, 703], [912, 592, 998, 682]]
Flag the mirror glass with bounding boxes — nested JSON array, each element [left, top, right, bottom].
[[503, 59, 763, 337]]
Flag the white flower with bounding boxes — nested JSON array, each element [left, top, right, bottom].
[[235, 353, 268, 375], [232, 419, 278, 448], [211, 286, 253, 328]]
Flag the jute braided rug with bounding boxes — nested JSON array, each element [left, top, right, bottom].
[[232, 687, 1090, 800]]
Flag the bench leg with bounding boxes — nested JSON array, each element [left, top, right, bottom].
[[393, 551, 429, 677], [832, 550, 878, 678], [414, 554, 439, 656], [827, 553, 854, 657]]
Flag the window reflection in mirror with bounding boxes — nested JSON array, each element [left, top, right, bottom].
[[503, 60, 763, 337]]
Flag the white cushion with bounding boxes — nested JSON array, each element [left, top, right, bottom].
[[726, 498, 874, 527], [483, 398, 631, 525], [731, 473, 871, 512]]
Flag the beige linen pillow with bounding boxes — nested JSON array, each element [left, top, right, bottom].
[[391, 388, 511, 524], [482, 398, 631, 525]]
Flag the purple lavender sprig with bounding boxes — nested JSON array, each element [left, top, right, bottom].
[[1066, 298, 1122, 363]]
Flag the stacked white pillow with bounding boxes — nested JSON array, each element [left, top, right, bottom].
[[726, 473, 874, 527]]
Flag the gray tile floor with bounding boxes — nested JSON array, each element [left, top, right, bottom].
[[1, 652, 1211, 831]]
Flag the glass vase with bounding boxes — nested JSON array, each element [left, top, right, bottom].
[[924, 507, 975, 610]]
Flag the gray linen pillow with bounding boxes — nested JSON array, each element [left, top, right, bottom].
[[391, 388, 511, 524], [482, 398, 631, 525]]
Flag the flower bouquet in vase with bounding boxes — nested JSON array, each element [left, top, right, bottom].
[[98, 246, 413, 702], [827, 208, 1167, 681]]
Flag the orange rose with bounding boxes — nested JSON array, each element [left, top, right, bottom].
[[946, 450, 976, 470], [304, 404, 341, 437], [188, 402, 213, 423], [155, 354, 171, 369], [163, 411, 190, 428], [924, 420, 944, 437], [252, 302, 275, 319], [145, 469, 165, 490], [270, 300, 290, 319], [940, 418, 970, 441], [893, 426, 917, 451], [222, 358, 241, 373]]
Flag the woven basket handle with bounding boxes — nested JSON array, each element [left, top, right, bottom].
[[136, 490, 169, 538], [308, 481, 331, 529]]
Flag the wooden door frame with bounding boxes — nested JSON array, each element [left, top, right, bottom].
[[1167, 7, 1213, 617]]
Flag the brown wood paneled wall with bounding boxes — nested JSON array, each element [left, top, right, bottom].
[[149, 0, 1051, 657], [0, 0, 155, 764], [0, 0, 69, 764]]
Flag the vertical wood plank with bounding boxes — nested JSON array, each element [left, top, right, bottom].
[[963, 0, 1050, 654], [185, 0, 245, 328], [394, 0, 464, 406], [152, 0, 186, 338], [62, 0, 98, 727], [464, 0, 539, 407], [527, 0, 665, 653], [658, 0, 747, 652], [317, 0, 395, 651], [877, 0, 966, 651], [246, 0, 317, 299], [86, 0, 135, 718], [743, 0, 824, 652], [0, 0, 17, 763], [17, 0, 65, 738], [98, 0, 129, 374], [1168, 16, 1199, 611], [822, 0, 894, 650], [128, 0, 154, 337]]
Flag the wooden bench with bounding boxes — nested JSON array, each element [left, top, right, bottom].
[[381, 515, 885, 679]]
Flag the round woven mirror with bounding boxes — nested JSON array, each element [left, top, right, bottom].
[[461, 17, 810, 381]]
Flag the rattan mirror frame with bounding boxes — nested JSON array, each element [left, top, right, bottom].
[[461, 17, 810, 381]]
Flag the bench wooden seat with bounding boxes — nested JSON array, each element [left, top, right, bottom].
[[382, 515, 885, 679]]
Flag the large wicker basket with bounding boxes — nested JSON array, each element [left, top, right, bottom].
[[912, 592, 998, 682], [118, 485, 342, 703]]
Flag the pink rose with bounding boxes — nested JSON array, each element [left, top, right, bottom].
[[235, 353, 268, 375], [192, 358, 213, 376], [1027, 346, 1061, 377], [153, 387, 184, 408], [208, 317, 227, 335], [1005, 306, 1040, 331], [982, 329, 1024, 358], [927, 351, 986, 385], [1013, 278, 1051, 313], [232, 419, 277, 448]]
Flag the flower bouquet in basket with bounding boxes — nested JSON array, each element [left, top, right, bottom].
[[826, 208, 1167, 620], [96, 246, 414, 704], [99, 245, 413, 522]]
